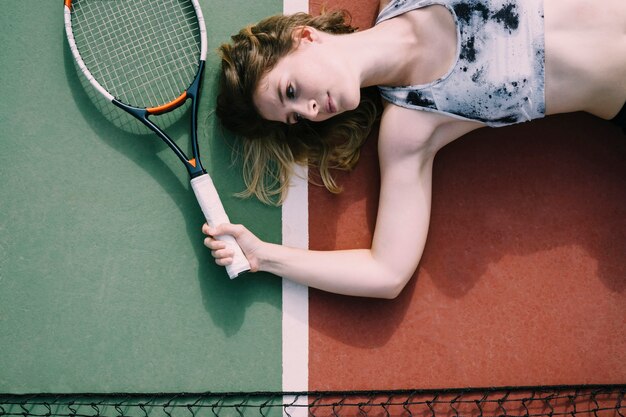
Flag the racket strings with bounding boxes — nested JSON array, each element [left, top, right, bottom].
[[106, 0, 199, 105], [71, 0, 201, 108]]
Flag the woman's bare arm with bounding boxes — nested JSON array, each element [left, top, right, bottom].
[[204, 110, 476, 298], [259, 140, 434, 298], [206, 145, 433, 298]]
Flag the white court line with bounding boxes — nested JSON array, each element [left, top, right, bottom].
[[282, 163, 309, 416], [281, 3, 310, 416]]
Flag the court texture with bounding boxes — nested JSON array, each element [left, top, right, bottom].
[[0, 1, 625, 416]]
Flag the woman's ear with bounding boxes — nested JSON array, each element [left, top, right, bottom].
[[292, 25, 319, 45]]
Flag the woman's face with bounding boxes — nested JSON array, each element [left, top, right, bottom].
[[253, 27, 360, 125]]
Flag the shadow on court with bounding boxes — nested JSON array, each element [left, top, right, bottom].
[[307, 112, 625, 390], [62, 34, 280, 338]]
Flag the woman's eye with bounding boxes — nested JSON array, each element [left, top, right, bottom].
[[286, 84, 296, 99]]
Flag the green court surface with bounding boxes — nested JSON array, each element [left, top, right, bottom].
[[3, 0, 625, 404], [0, 1, 282, 393]]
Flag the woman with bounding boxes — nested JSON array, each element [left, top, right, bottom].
[[204, 0, 625, 298]]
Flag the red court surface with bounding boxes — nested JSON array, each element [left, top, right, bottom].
[[308, 0, 626, 391]]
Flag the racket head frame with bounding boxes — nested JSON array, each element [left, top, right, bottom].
[[63, 0, 209, 178]]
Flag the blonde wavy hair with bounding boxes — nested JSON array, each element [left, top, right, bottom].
[[216, 10, 381, 205]]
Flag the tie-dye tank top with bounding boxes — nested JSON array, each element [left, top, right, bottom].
[[376, 0, 545, 127]]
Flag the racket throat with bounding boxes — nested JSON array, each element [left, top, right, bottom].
[[112, 99, 206, 177]]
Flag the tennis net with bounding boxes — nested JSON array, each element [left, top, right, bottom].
[[1, 384, 623, 417]]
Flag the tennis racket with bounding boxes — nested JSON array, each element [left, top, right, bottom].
[[64, 0, 250, 278]]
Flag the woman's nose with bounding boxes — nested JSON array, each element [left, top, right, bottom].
[[297, 99, 318, 119]]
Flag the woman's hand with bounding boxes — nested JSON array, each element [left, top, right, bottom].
[[201, 223, 263, 272]]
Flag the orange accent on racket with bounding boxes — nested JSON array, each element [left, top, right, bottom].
[[147, 92, 187, 115]]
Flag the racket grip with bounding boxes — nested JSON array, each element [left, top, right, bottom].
[[191, 174, 251, 279]]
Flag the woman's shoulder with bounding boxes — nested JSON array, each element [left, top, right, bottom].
[[378, 103, 483, 157]]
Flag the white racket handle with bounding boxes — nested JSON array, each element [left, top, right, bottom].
[[191, 174, 250, 279]]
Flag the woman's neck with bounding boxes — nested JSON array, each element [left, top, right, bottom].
[[324, 5, 459, 89], [327, 19, 421, 88]]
